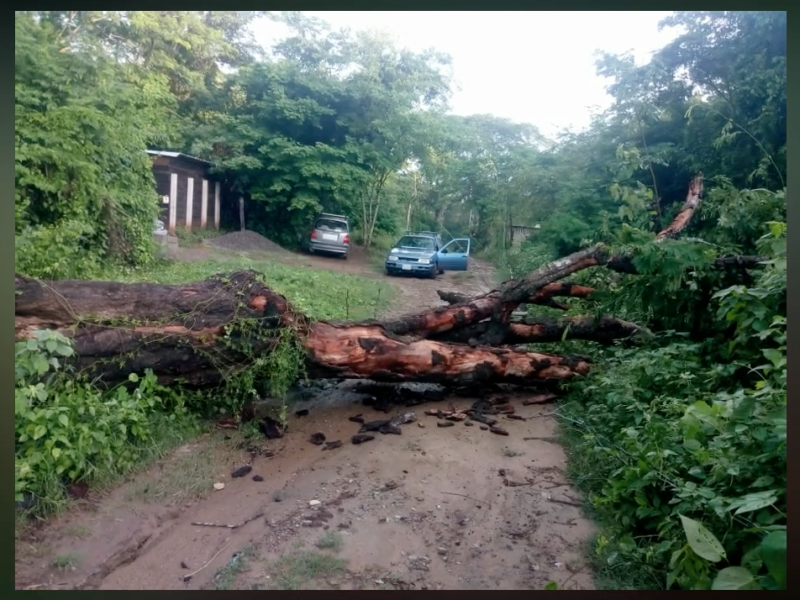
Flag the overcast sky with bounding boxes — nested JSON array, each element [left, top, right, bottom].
[[250, 11, 681, 140]]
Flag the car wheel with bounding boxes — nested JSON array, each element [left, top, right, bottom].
[[341, 253, 348, 260]]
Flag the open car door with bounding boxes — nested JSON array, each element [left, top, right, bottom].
[[436, 238, 471, 271]]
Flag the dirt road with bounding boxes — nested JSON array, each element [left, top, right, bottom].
[[15, 243, 596, 591]]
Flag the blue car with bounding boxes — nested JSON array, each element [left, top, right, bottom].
[[385, 232, 471, 278]]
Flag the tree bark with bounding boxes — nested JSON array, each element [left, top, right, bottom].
[[15, 270, 592, 388]]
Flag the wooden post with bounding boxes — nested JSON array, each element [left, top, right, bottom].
[[239, 196, 245, 231], [185, 177, 194, 231], [168, 173, 178, 235], [201, 179, 209, 230], [214, 182, 221, 231]]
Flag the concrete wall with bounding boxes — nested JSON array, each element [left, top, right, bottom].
[[150, 155, 222, 235]]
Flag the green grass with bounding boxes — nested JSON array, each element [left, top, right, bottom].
[[92, 412, 205, 489], [315, 531, 344, 553], [174, 227, 227, 247], [266, 550, 348, 590], [62, 523, 92, 539], [366, 249, 390, 275], [212, 544, 258, 590], [51, 552, 81, 572], [105, 255, 393, 321]]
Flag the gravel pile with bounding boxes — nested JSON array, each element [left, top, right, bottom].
[[204, 230, 288, 254]]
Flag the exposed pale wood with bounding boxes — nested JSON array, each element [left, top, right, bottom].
[[656, 174, 704, 240]]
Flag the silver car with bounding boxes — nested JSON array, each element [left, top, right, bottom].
[[308, 213, 350, 259]]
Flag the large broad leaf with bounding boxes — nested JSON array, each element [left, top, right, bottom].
[[727, 490, 780, 515], [711, 567, 758, 590], [760, 531, 786, 590], [679, 515, 726, 562]]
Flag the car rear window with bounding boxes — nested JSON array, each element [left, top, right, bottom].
[[315, 218, 348, 232]]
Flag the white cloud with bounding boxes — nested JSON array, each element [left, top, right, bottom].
[[250, 11, 680, 139]]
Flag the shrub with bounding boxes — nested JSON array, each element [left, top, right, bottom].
[[15, 330, 197, 516], [559, 223, 786, 590]]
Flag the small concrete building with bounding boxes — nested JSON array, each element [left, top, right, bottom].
[[146, 150, 224, 235]]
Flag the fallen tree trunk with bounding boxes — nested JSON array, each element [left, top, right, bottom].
[[15, 270, 591, 388], [368, 281, 600, 344], [15, 174, 766, 391]]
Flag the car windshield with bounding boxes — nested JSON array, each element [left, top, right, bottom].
[[396, 236, 435, 251], [315, 218, 347, 232]]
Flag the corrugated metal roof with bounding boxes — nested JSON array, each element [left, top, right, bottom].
[[146, 149, 212, 165]]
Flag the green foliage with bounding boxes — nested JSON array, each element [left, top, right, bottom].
[[174, 228, 226, 246], [15, 14, 170, 277], [14, 11, 267, 277], [492, 240, 556, 281], [187, 22, 451, 249], [205, 315, 308, 420], [676, 516, 785, 590], [15, 220, 103, 280], [538, 213, 597, 257], [559, 221, 786, 590], [15, 330, 199, 516]]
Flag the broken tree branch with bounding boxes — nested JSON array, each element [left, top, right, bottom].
[[437, 282, 597, 307], [489, 175, 710, 328], [431, 315, 648, 346], [656, 173, 703, 240]]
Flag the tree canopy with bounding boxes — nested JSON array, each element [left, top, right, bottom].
[[15, 10, 786, 264]]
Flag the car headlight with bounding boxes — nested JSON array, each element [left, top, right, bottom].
[[418, 258, 430, 265], [388, 254, 398, 260]]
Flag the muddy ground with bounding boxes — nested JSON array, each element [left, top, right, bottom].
[[15, 238, 596, 591]]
